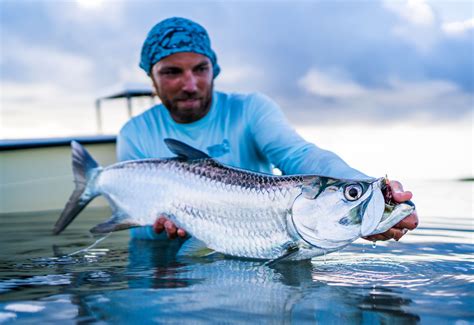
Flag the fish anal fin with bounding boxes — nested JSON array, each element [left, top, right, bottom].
[[177, 238, 215, 257], [90, 214, 140, 234]]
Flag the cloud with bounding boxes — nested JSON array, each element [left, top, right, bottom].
[[1, 38, 95, 91], [391, 24, 439, 53], [75, 0, 106, 10], [383, 1, 473, 51], [298, 68, 366, 98], [215, 64, 265, 94], [294, 67, 472, 124], [442, 18, 474, 37], [1, 0, 472, 132], [382, 0, 440, 52], [1, 82, 65, 104], [383, 0, 435, 26], [51, 0, 125, 25]]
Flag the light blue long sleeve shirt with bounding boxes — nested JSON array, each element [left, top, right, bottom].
[[117, 91, 367, 239]]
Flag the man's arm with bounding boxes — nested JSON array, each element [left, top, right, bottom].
[[247, 93, 418, 241], [247, 93, 367, 179]]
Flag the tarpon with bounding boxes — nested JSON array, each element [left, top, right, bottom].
[[53, 139, 415, 261]]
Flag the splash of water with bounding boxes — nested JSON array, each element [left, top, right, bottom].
[[67, 234, 111, 256]]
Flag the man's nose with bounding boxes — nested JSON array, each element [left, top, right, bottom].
[[182, 71, 198, 92]]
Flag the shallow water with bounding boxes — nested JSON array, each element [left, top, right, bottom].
[[0, 180, 472, 324]]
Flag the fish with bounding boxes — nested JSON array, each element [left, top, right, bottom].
[[53, 139, 415, 261]]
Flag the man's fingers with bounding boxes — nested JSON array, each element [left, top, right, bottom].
[[391, 228, 407, 241], [177, 228, 186, 238], [152, 216, 167, 234], [394, 211, 419, 230], [152, 216, 186, 239], [390, 180, 413, 202], [393, 190, 413, 202], [164, 220, 175, 231], [363, 228, 408, 242], [389, 180, 404, 192], [164, 220, 177, 238], [363, 234, 387, 241], [153, 223, 164, 234], [364, 231, 392, 241]]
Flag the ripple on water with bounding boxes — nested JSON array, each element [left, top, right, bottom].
[[0, 274, 72, 294], [0, 246, 115, 295], [309, 250, 474, 298], [311, 254, 425, 288], [0, 295, 79, 323]]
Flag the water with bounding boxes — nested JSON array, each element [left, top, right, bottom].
[[0, 180, 472, 324]]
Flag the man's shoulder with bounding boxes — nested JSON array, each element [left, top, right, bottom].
[[119, 104, 161, 135], [216, 91, 271, 104], [215, 91, 276, 114]]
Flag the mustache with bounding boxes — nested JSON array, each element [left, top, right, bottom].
[[175, 92, 201, 101]]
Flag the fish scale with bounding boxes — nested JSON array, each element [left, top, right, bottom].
[[168, 189, 293, 259], [53, 139, 415, 261]]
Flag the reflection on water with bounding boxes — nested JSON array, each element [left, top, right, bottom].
[[0, 181, 472, 323]]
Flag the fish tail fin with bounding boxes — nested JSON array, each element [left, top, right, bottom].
[[53, 141, 102, 235]]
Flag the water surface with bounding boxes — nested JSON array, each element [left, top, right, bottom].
[[0, 180, 472, 324]]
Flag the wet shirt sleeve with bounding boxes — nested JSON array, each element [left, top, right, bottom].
[[247, 93, 369, 179]]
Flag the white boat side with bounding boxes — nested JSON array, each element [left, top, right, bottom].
[[0, 136, 117, 214]]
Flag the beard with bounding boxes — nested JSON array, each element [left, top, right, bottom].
[[158, 82, 213, 124]]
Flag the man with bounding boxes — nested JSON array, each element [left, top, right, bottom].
[[117, 17, 418, 242]]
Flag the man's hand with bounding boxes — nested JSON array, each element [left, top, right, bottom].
[[363, 180, 419, 242], [153, 216, 187, 239]]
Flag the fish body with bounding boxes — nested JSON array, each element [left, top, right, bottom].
[[53, 139, 415, 261]]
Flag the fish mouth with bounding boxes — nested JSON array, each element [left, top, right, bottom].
[[362, 178, 416, 237], [380, 177, 395, 206], [379, 177, 416, 221]]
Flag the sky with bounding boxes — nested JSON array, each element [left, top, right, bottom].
[[0, 0, 473, 180]]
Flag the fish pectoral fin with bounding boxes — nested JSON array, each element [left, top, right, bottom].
[[89, 213, 140, 234], [264, 244, 300, 266], [177, 238, 215, 257]]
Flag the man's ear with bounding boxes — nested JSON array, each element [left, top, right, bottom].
[[151, 80, 158, 97], [149, 71, 159, 97]]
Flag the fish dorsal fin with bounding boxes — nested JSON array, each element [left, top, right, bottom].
[[164, 138, 210, 160]]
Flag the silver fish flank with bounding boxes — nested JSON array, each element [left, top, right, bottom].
[[53, 139, 415, 261]]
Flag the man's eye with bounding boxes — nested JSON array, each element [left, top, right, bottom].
[[160, 69, 180, 76], [196, 66, 209, 73]]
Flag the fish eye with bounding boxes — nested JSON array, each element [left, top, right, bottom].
[[344, 184, 363, 201]]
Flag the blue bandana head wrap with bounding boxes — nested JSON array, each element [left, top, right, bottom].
[[140, 17, 220, 78]]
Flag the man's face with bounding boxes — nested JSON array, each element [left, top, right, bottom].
[[150, 52, 214, 124]]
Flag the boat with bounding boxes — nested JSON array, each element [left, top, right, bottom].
[[0, 86, 154, 214]]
